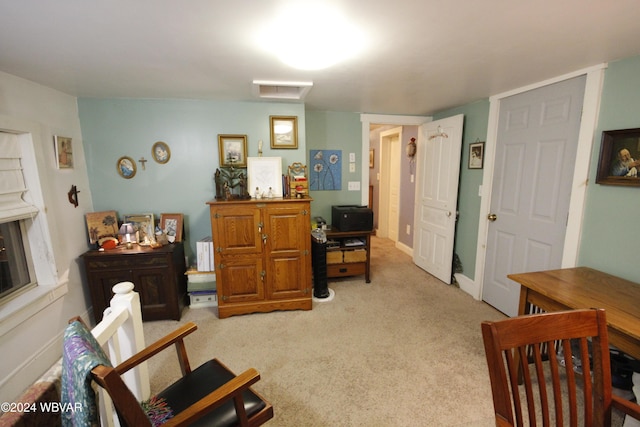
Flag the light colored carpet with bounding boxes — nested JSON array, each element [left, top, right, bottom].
[[143, 236, 507, 426]]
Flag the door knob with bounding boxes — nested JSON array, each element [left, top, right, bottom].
[[487, 213, 497, 222]]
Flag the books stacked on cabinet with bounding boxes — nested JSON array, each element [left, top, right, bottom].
[[186, 270, 217, 308], [196, 236, 214, 272], [190, 237, 216, 307], [286, 162, 309, 198]]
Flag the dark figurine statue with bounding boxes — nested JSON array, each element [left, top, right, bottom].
[[215, 167, 250, 200]]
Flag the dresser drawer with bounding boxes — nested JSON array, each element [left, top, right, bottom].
[[84, 253, 169, 270], [327, 262, 366, 278]]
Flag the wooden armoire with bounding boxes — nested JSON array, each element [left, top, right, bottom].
[[207, 198, 312, 318]]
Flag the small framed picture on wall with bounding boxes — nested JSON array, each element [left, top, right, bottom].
[[218, 134, 248, 167], [54, 135, 73, 169], [270, 116, 298, 149], [468, 141, 484, 169], [596, 128, 640, 186]]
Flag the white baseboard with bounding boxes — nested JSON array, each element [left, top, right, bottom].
[[395, 241, 413, 257], [391, 244, 480, 300], [455, 273, 481, 300]]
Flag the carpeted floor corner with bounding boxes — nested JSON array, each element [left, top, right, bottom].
[[141, 237, 507, 425]]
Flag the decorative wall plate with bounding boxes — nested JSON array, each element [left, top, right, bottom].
[[117, 156, 136, 179], [152, 141, 171, 164]]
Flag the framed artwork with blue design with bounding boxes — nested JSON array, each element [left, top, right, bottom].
[[310, 150, 342, 190]]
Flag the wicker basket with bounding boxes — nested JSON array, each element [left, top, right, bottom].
[[343, 249, 367, 263], [326, 250, 343, 264]]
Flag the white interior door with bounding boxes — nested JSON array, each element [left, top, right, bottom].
[[482, 76, 585, 316], [388, 132, 401, 241], [413, 115, 464, 283], [378, 127, 402, 240]]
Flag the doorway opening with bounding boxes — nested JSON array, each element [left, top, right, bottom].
[[360, 114, 431, 257], [377, 127, 402, 242]]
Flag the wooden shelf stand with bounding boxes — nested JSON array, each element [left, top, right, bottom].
[[325, 227, 372, 283]]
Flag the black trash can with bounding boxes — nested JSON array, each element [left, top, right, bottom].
[[311, 228, 330, 299]]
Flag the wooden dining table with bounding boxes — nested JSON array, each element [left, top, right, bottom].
[[508, 266, 640, 360]]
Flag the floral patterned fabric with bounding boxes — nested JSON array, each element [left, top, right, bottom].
[[61, 320, 112, 427], [140, 396, 173, 426]]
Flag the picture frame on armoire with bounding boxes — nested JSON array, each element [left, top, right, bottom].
[[123, 213, 155, 246], [85, 210, 119, 244], [160, 213, 184, 242], [247, 157, 283, 197]]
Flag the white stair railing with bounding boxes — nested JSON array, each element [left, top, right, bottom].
[[90, 282, 150, 427]]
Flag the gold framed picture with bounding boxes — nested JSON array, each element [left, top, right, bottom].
[[54, 135, 73, 169], [152, 141, 171, 164], [468, 142, 485, 169], [270, 116, 298, 149], [117, 156, 137, 179], [160, 213, 184, 242], [596, 128, 640, 186], [123, 213, 155, 245], [85, 210, 119, 244], [218, 134, 248, 167]]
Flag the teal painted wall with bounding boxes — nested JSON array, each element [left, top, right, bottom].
[[78, 98, 306, 262], [305, 110, 363, 221], [78, 56, 640, 284], [432, 56, 640, 285], [578, 57, 640, 282], [433, 100, 490, 280]]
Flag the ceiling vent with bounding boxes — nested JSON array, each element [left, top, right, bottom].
[[252, 80, 313, 101]]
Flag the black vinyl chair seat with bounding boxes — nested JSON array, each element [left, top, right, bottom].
[[157, 359, 267, 427]]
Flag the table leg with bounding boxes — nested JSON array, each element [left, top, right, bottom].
[[365, 235, 371, 283], [515, 287, 530, 384]]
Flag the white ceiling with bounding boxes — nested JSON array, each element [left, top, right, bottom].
[[2, 1, 640, 116]]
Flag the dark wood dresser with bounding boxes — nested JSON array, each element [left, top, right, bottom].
[[81, 243, 187, 322]]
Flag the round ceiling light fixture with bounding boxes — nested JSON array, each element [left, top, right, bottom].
[[257, 4, 367, 70]]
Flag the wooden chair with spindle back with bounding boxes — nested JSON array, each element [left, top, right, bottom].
[[481, 308, 640, 426]]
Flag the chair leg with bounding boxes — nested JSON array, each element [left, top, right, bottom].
[[233, 394, 249, 427]]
